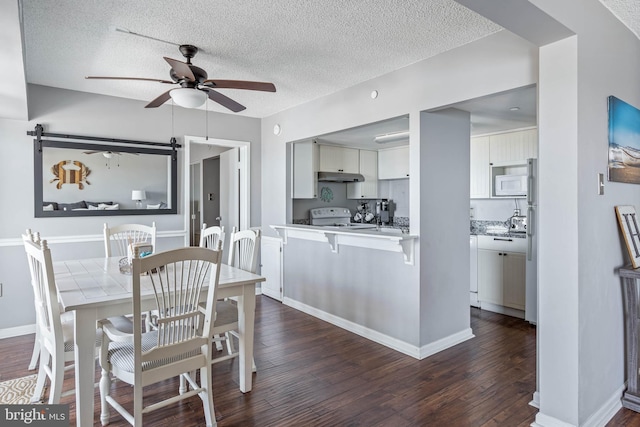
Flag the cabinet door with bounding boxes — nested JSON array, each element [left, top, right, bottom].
[[261, 237, 283, 301], [319, 145, 359, 173], [489, 129, 538, 163], [470, 136, 490, 198], [292, 141, 317, 199], [478, 249, 503, 306], [347, 150, 378, 199], [378, 146, 410, 180], [502, 251, 526, 310]]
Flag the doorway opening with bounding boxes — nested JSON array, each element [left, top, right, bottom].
[[183, 136, 251, 252]]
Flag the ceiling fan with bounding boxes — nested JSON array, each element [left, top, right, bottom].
[[86, 44, 276, 112], [83, 150, 138, 158]]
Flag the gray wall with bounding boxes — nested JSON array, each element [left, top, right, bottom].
[[260, 30, 537, 352], [418, 109, 471, 345], [0, 84, 261, 331]]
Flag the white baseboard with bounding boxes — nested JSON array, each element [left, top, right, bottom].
[[283, 297, 473, 360], [581, 384, 623, 427], [479, 301, 524, 319], [419, 327, 474, 359], [530, 391, 540, 408], [0, 324, 35, 339], [532, 384, 623, 427]]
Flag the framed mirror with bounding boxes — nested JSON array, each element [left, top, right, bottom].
[[32, 129, 178, 217]]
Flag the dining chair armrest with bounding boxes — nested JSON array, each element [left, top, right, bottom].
[[98, 319, 134, 343]]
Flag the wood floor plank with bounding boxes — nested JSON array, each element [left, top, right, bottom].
[[3, 297, 639, 426]]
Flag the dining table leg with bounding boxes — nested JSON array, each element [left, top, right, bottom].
[[74, 309, 97, 427], [237, 283, 256, 393]]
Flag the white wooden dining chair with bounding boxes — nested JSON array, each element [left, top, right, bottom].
[[98, 246, 223, 427], [103, 222, 156, 258], [198, 224, 226, 350], [104, 222, 157, 332], [213, 227, 261, 363], [22, 230, 102, 404], [199, 223, 225, 250]]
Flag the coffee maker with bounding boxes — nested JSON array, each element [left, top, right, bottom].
[[378, 199, 391, 225]]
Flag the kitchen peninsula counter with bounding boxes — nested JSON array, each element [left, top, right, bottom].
[[271, 224, 418, 265]]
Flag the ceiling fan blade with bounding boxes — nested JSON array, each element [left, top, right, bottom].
[[85, 76, 175, 84], [164, 57, 196, 81], [205, 89, 246, 112], [202, 79, 276, 92], [82, 150, 102, 154], [145, 90, 172, 108]]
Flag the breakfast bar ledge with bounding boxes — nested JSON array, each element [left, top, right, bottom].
[[271, 224, 418, 265]]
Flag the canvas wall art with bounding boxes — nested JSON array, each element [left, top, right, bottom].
[[608, 96, 640, 184]]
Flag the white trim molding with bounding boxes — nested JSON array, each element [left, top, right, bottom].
[[283, 297, 473, 360], [0, 229, 187, 247], [0, 324, 36, 339]]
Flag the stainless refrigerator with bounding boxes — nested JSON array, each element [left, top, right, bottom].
[[525, 158, 538, 324]]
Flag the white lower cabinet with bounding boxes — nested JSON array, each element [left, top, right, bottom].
[[477, 236, 526, 312]]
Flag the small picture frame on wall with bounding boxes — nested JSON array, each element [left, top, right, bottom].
[[615, 205, 640, 268]]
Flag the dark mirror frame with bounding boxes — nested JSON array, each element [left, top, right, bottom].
[[30, 125, 179, 217]]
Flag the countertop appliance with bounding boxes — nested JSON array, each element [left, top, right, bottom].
[[525, 158, 538, 324], [309, 207, 376, 228], [510, 214, 527, 233]]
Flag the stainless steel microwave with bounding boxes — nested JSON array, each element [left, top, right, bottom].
[[495, 174, 527, 196]]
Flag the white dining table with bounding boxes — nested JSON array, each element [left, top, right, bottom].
[[53, 256, 265, 427]]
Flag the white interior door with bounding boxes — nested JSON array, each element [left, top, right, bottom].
[[220, 147, 240, 256]]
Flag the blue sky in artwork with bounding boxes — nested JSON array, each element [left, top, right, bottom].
[[609, 96, 640, 149]]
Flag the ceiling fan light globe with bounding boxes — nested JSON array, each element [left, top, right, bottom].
[[170, 88, 207, 108], [102, 152, 113, 159]]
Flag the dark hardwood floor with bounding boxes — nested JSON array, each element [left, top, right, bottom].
[[1, 296, 637, 426]]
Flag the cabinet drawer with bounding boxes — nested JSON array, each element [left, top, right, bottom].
[[477, 235, 526, 253]]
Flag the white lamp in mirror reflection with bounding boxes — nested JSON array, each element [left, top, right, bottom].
[[170, 88, 207, 108], [131, 190, 146, 209]]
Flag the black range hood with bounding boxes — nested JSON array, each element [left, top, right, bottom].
[[317, 171, 365, 182]]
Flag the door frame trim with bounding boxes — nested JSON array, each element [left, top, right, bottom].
[[183, 135, 251, 247]]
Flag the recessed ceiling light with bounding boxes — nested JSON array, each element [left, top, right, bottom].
[[509, 107, 520, 111], [273, 124, 281, 135], [371, 90, 378, 99]]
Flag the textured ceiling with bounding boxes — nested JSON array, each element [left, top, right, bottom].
[[21, 0, 502, 118], [17, 0, 640, 121]]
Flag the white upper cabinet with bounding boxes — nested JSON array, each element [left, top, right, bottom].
[[470, 136, 491, 199], [489, 128, 538, 164], [318, 145, 359, 173], [470, 128, 537, 199], [347, 149, 378, 199], [292, 140, 318, 199], [378, 145, 410, 180]]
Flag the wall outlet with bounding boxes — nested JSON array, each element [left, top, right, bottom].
[[470, 207, 475, 218]]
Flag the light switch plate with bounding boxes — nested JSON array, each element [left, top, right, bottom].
[[598, 173, 605, 195]]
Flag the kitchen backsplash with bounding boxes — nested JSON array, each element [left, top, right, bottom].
[[292, 179, 410, 223]]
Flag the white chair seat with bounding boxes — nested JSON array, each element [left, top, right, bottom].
[[107, 330, 201, 373]]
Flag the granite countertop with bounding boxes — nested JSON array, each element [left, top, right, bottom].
[[470, 220, 526, 239], [473, 231, 526, 239]]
